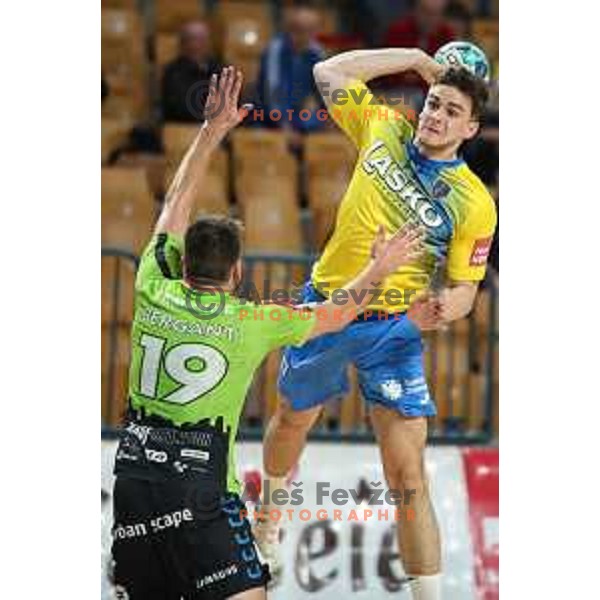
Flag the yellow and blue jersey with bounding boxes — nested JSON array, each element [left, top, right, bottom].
[[312, 80, 497, 312]]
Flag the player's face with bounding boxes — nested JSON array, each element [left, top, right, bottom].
[[417, 84, 479, 150]]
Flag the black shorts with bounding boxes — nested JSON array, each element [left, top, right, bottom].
[[110, 412, 270, 599]]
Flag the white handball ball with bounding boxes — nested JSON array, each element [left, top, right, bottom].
[[434, 41, 491, 83]]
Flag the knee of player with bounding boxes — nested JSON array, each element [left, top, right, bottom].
[[277, 401, 321, 429], [387, 465, 427, 496]]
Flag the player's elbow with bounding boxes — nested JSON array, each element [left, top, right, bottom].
[[450, 282, 479, 319], [462, 301, 476, 320], [313, 56, 350, 80], [313, 61, 329, 83]]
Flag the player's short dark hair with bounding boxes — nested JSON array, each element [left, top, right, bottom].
[[184, 215, 243, 283], [435, 67, 489, 120]]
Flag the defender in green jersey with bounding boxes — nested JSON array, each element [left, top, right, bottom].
[[129, 229, 321, 495], [111, 67, 424, 600]]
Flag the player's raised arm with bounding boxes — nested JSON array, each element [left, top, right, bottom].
[[155, 67, 250, 236], [305, 224, 425, 340], [313, 48, 443, 110], [313, 49, 443, 147]]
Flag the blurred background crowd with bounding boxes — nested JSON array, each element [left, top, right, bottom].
[[102, 0, 499, 201]]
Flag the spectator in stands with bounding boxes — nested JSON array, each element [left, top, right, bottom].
[[383, 0, 455, 54], [444, 1, 473, 40], [463, 91, 499, 187], [254, 3, 327, 142], [375, 0, 455, 100], [161, 21, 220, 122], [354, 0, 411, 47]]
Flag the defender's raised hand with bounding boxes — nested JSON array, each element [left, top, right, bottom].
[[157, 67, 253, 236], [204, 67, 252, 137], [370, 222, 426, 279], [406, 294, 444, 331]]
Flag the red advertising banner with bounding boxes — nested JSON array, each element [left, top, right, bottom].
[[462, 448, 499, 600]]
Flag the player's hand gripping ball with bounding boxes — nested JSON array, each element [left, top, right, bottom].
[[434, 41, 491, 82]]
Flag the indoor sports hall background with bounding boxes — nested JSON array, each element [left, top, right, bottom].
[[101, 0, 499, 598]]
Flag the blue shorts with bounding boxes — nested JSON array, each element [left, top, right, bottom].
[[278, 281, 436, 417]]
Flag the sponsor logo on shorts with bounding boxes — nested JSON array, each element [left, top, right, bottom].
[[381, 379, 404, 401], [196, 564, 239, 590], [151, 508, 194, 532], [181, 448, 210, 461], [470, 237, 493, 266], [145, 449, 168, 463], [113, 521, 148, 540], [113, 509, 194, 541], [173, 460, 189, 474], [115, 449, 139, 463], [404, 376, 428, 394]]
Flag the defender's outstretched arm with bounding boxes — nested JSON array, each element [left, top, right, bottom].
[[305, 223, 425, 340], [155, 67, 249, 236]]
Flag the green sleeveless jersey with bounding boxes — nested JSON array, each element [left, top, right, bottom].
[[128, 233, 316, 492]]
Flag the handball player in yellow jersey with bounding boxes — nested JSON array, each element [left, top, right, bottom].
[[256, 48, 497, 600]]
